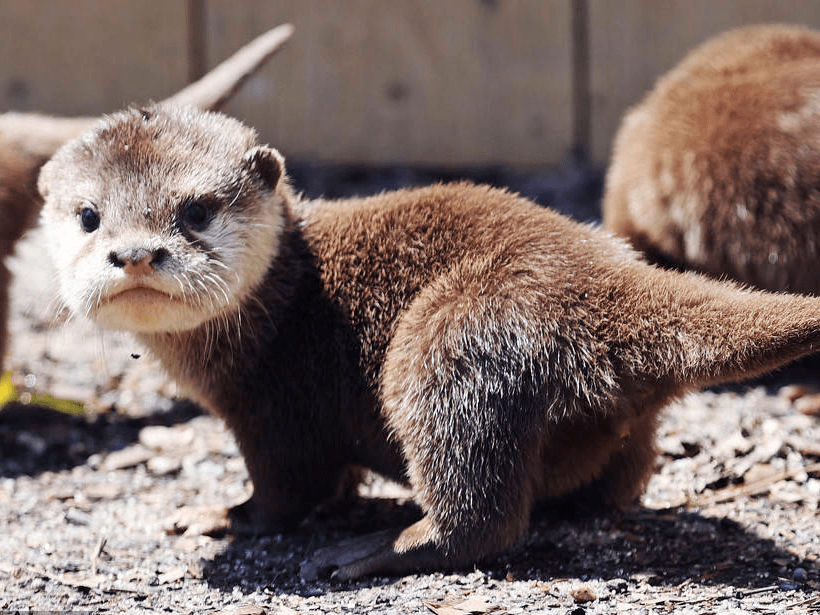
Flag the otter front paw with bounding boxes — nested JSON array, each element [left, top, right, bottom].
[[168, 504, 234, 537], [168, 497, 296, 537]]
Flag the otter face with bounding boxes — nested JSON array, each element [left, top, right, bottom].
[[38, 105, 286, 334]]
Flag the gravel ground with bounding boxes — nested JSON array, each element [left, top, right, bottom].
[[1, 168, 819, 613]]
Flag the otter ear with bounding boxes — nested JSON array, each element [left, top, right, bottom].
[[37, 160, 54, 199], [244, 145, 284, 190]]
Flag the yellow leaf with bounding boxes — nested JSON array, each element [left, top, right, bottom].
[[0, 371, 17, 405], [28, 393, 85, 416]]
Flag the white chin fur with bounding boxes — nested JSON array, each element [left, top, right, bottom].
[[93, 291, 217, 334]]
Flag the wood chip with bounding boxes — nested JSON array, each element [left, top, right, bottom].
[[213, 605, 267, 615], [56, 571, 108, 590], [157, 566, 186, 585], [0, 562, 21, 577], [101, 444, 153, 471]]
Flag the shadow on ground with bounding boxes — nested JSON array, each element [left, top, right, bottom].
[[0, 398, 202, 477], [200, 497, 815, 597]]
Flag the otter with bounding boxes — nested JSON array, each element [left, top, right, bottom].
[[603, 24, 820, 294], [0, 23, 293, 377], [38, 105, 820, 579]]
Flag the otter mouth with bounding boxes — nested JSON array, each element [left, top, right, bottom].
[[108, 286, 177, 304]]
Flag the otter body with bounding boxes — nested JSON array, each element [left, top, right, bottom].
[[39, 106, 820, 579], [603, 24, 820, 293]]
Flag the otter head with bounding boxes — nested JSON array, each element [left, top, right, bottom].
[[38, 105, 286, 334]]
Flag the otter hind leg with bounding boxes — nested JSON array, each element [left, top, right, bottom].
[[315, 278, 558, 577], [300, 521, 442, 580]]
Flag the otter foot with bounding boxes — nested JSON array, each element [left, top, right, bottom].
[[168, 504, 234, 537], [300, 520, 444, 580], [168, 498, 292, 537]]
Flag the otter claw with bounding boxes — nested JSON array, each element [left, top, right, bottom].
[[300, 529, 398, 581]]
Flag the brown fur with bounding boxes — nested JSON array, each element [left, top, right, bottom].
[[0, 24, 292, 372], [39, 105, 820, 579], [603, 24, 820, 293]]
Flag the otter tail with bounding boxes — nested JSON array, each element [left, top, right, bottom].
[[0, 23, 293, 160], [163, 23, 294, 111], [623, 267, 820, 391]]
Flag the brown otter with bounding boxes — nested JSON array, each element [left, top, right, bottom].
[[0, 23, 293, 378], [38, 105, 820, 579], [602, 24, 820, 294]]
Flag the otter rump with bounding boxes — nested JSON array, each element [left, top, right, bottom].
[[38, 105, 820, 579]]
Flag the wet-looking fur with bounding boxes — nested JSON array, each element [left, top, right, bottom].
[[603, 24, 820, 294], [39, 105, 820, 579]]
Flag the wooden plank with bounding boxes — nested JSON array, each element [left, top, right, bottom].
[[206, 0, 573, 166], [0, 0, 188, 115], [590, 0, 820, 164]]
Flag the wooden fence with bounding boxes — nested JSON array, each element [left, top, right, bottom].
[[3, 0, 820, 167]]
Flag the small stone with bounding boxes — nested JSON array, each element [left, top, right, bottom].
[[147, 455, 182, 476], [139, 425, 194, 451], [64, 508, 92, 526], [793, 567, 808, 583], [83, 482, 123, 501]]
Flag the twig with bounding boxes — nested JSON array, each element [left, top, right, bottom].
[[90, 535, 107, 576], [786, 594, 820, 610], [648, 584, 780, 606], [688, 461, 820, 507]]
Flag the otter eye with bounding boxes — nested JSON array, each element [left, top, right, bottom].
[[182, 199, 209, 231], [80, 207, 100, 233]]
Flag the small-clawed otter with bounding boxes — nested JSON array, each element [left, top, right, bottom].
[[0, 23, 292, 378], [38, 105, 820, 579], [603, 24, 820, 294]]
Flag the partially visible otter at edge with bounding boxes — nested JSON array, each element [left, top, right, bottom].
[[0, 23, 293, 377], [38, 104, 820, 579], [603, 24, 820, 294]]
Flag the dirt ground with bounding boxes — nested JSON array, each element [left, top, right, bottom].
[[1, 168, 819, 613]]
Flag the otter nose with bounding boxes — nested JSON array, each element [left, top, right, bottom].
[[108, 247, 169, 276]]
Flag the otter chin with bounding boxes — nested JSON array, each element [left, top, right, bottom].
[[95, 287, 208, 333], [38, 104, 820, 580]]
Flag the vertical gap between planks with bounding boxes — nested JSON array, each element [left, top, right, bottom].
[[187, 0, 207, 82], [571, 0, 591, 162]]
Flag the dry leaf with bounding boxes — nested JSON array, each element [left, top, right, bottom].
[[570, 584, 597, 603], [779, 384, 816, 403], [795, 394, 820, 416], [425, 595, 499, 615]]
